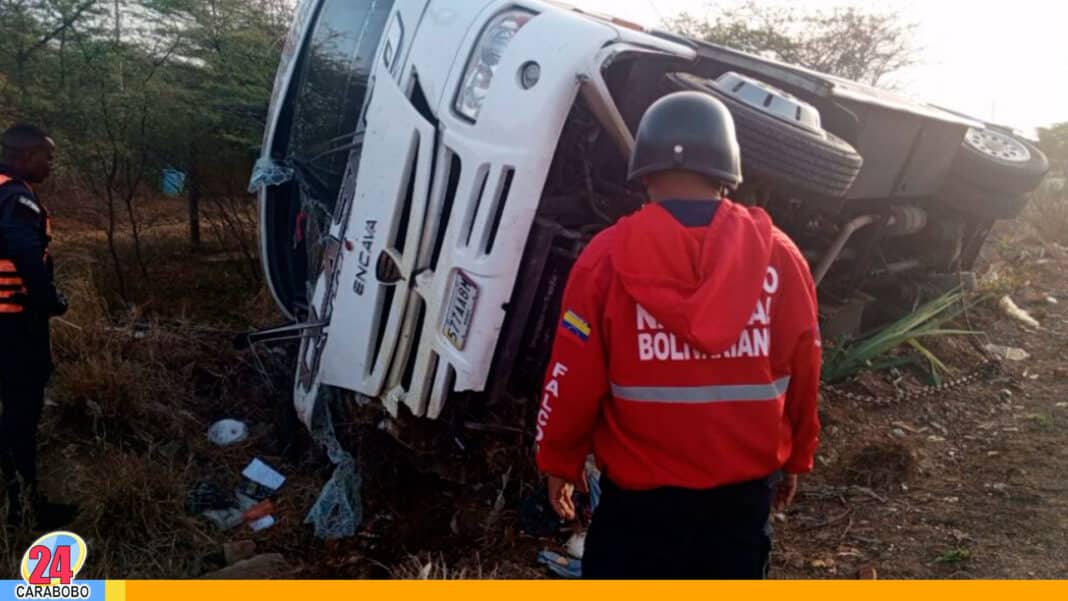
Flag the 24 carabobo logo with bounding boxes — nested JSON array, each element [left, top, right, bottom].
[[14, 531, 91, 600]]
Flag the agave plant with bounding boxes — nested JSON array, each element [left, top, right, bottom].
[[821, 289, 979, 384]]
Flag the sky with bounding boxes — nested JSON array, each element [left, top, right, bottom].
[[570, 0, 1068, 135]]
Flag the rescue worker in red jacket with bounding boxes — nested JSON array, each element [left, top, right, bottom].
[[536, 92, 821, 579], [0, 123, 77, 530]]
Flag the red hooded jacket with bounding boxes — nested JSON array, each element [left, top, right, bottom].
[[535, 199, 821, 491]]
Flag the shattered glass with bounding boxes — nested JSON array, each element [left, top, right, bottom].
[[247, 157, 295, 193], [248, 154, 338, 307]]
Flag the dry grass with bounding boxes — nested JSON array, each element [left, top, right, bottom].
[[1022, 187, 1068, 245], [63, 450, 212, 578], [977, 192, 1068, 298], [389, 553, 543, 580], [0, 276, 280, 576], [390, 553, 497, 579], [3, 203, 547, 580], [47, 269, 241, 447], [0, 206, 304, 578]]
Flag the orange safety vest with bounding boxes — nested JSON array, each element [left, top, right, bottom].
[[0, 173, 47, 314]]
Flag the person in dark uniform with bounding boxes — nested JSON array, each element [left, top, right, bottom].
[[0, 123, 77, 530]]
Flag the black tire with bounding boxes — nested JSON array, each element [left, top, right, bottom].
[[667, 73, 864, 198], [949, 127, 1049, 195], [941, 176, 1031, 221]]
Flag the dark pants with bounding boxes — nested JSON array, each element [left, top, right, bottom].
[[0, 316, 51, 507], [582, 474, 777, 580]]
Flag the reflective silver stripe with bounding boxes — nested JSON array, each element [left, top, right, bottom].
[[611, 376, 791, 404]]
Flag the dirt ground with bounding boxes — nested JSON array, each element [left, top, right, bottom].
[[2, 215, 1066, 580], [772, 225, 1068, 579]]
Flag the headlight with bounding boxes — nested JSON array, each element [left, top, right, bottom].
[[454, 9, 535, 122]]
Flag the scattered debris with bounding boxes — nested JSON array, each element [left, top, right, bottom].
[[207, 419, 250, 446], [1047, 297, 1058, 305], [536, 462, 601, 577], [202, 508, 244, 531], [242, 499, 276, 525], [241, 458, 287, 498], [890, 428, 907, 439], [537, 550, 581, 579], [186, 481, 235, 515], [189, 461, 287, 532], [249, 515, 276, 532], [565, 532, 586, 560], [984, 344, 1031, 361], [228, 458, 287, 532], [999, 296, 1040, 329]]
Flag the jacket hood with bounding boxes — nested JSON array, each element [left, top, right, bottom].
[[611, 199, 775, 354]]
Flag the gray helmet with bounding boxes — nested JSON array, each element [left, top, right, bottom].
[[627, 91, 743, 188]]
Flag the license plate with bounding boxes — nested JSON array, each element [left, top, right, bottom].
[[442, 270, 479, 351]]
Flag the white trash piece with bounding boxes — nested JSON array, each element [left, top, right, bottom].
[[565, 532, 586, 559], [998, 296, 1040, 329], [208, 419, 249, 446], [242, 458, 286, 491], [984, 344, 1031, 362], [248, 515, 276, 532], [202, 508, 244, 530]]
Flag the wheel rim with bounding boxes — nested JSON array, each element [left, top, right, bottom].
[[711, 72, 823, 135], [964, 128, 1031, 163]]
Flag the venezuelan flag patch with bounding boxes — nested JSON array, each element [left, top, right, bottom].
[[561, 309, 591, 342]]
